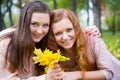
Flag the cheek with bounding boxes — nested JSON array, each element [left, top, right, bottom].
[[54, 36, 61, 43], [44, 27, 49, 34], [73, 33, 76, 40], [72, 30, 76, 37], [72, 32, 76, 37], [30, 26, 35, 33]]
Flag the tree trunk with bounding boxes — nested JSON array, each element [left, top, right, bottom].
[[0, 2, 5, 31], [92, 0, 102, 33], [7, 0, 13, 26], [71, 0, 77, 15], [19, 0, 22, 11], [86, 0, 89, 25], [53, 0, 57, 9], [112, 13, 115, 35]]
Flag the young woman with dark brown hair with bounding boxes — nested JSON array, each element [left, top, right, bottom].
[[0, 0, 51, 79]]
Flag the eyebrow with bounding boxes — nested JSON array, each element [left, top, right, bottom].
[[31, 21, 50, 24]]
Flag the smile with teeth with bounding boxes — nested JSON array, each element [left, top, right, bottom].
[[62, 39, 72, 45]]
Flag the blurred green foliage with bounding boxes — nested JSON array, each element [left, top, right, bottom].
[[102, 32, 120, 60], [4, 13, 19, 28], [104, 14, 120, 31], [41, 0, 86, 11], [105, 0, 120, 12]]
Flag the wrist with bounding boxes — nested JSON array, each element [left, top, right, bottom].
[[62, 71, 82, 80], [71, 71, 82, 79]]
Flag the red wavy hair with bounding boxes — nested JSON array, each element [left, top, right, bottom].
[[47, 9, 93, 72]]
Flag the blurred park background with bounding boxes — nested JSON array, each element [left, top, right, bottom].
[[0, 0, 120, 59]]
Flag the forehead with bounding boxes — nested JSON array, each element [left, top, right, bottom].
[[31, 12, 50, 23], [52, 18, 73, 30]]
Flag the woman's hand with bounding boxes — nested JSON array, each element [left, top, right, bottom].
[[84, 25, 101, 38], [45, 63, 63, 80]]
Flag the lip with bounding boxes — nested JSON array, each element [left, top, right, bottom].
[[33, 33, 42, 38], [35, 35, 41, 38], [62, 39, 72, 45]]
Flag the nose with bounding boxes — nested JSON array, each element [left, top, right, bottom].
[[36, 27, 43, 34], [62, 32, 68, 40]]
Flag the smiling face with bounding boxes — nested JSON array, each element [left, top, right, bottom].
[[52, 18, 76, 50], [30, 12, 50, 42]]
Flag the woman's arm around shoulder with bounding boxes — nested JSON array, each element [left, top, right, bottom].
[[87, 35, 120, 80]]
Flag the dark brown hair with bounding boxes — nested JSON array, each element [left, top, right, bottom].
[[5, 0, 50, 76]]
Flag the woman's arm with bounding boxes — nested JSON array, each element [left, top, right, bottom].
[[9, 75, 46, 80], [62, 71, 105, 80], [89, 36, 120, 80], [62, 36, 120, 80]]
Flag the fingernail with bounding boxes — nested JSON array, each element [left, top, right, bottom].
[[93, 34, 96, 36]]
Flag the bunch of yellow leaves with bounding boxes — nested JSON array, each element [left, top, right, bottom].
[[32, 48, 70, 73]]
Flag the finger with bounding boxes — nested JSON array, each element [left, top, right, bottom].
[[89, 29, 98, 34], [54, 63, 61, 68], [54, 72, 63, 80], [85, 25, 95, 30], [97, 33, 101, 38], [55, 67, 61, 73], [90, 32, 101, 38], [93, 30, 101, 38], [46, 70, 62, 80], [49, 67, 62, 73], [84, 26, 92, 33], [87, 28, 99, 35], [85, 25, 97, 34]]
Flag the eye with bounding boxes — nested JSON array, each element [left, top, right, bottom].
[[66, 28, 73, 32], [30, 22, 38, 27], [42, 24, 49, 28], [54, 32, 62, 36]]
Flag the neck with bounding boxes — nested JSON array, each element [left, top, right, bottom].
[[62, 46, 76, 55]]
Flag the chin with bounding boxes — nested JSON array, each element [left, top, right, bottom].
[[63, 45, 73, 49], [33, 39, 42, 43]]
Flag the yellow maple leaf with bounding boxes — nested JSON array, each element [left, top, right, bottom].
[[33, 48, 70, 73]]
